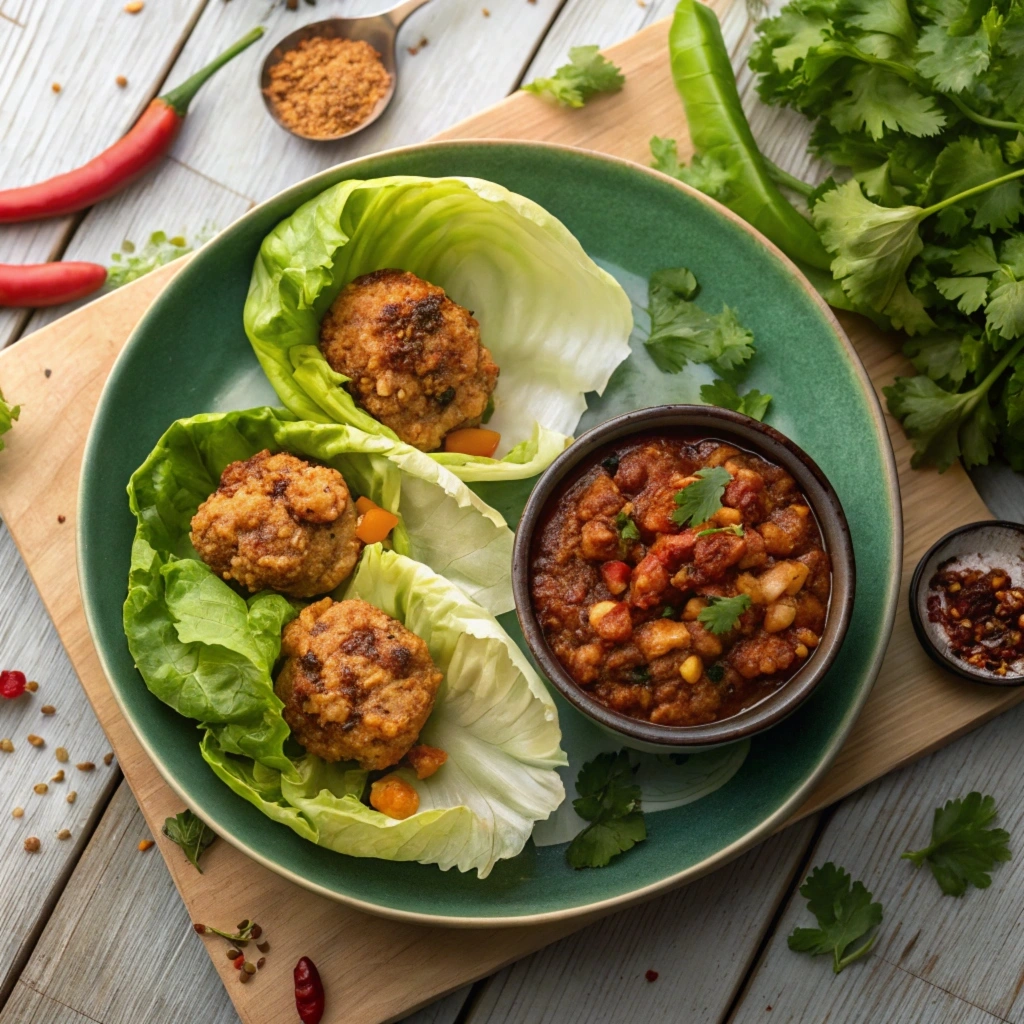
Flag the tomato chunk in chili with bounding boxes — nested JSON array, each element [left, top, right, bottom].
[[529, 436, 832, 726]]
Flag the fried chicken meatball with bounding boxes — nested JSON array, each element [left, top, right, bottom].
[[190, 450, 360, 599], [319, 269, 499, 452], [275, 598, 443, 771]]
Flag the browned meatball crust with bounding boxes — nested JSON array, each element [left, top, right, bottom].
[[190, 450, 360, 599], [319, 268, 499, 452], [275, 598, 443, 770]]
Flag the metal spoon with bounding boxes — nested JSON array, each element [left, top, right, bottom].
[[260, 0, 432, 142]]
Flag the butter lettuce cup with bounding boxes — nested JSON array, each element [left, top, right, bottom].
[[124, 407, 565, 876], [242, 175, 634, 482]]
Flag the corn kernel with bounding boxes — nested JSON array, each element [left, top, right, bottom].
[[680, 655, 703, 684]]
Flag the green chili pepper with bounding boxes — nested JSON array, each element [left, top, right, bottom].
[[667, 0, 832, 272]]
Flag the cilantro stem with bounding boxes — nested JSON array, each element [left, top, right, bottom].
[[945, 93, 1024, 135], [764, 159, 814, 198], [922, 167, 1024, 218]]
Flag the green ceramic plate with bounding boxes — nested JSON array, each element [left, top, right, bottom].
[[78, 141, 901, 926]]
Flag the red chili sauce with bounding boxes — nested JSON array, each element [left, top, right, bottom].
[[927, 561, 1024, 677], [529, 435, 832, 726]]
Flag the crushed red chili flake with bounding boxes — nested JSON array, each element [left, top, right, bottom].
[[57, 515, 66, 524], [0, 670, 27, 699], [645, 969, 659, 982], [927, 562, 1024, 677]]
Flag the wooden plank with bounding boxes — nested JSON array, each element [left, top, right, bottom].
[[0, 524, 120, 1006], [732, 702, 1024, 1022], [0, 7, 1013, 1024], [466, 820, 817, 1024], [0, 0, 208, 348]]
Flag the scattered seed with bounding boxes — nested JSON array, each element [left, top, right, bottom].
[[193, 923, 208, 935], [51, 770, 64, 783], [243, 961, 257, 975], [124, 0, 144, 11], [237, 919, 250, 932], [256, 957, 266, 970], [51, 82, 61, 94], [76, 762, 95, 772], [103, 752, 114, 766], [286, 0, 298, 8], [227, 948, 241, 960], [67, 791, 77, 804], [57, 828, 71, 841], [12, 807, 24, 819], [235, 939, 249, 948], [250, 924, 262, 939], [645, 969, 658, 982], [41, 705, 55, 716], [256, 940, 270, 954], [24, 836, 41, 852], [33, 783, 48, 795], [482, 6, 490, 13], [28, 735, 44, 748], [25, 681, 38, 692], [56, 515, 66, 524], [55, 747, 69, 763], [239, 969, 251, 984], [44, 369, 52, 378], [138, 839, 154, 852], [0, 739, 13, 753], [116, 75, 128, 87]]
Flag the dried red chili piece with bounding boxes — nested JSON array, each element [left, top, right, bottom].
[[0, 670, 27, 699], [645, 969, 659, 982], [294, 956, 325, 1023]]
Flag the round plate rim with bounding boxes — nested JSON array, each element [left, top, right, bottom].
[[77, 137, 904, 928]]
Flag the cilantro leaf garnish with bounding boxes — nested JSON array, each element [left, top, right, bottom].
[[695, 523, 744, 538], [901, 792, 1011, 897], [615, 510, 640, 542], [706, 663, 725, 682], [671, 466, 732, 527], [522, 46, 624, 108], [0, 387, 20, 454], [108, 229, 203, 289], [787, 863, 883, 974], [567, 750, 647, 869], [644, 267, 755, 374], [700, 378, 772, 421], [163, 810, 217, 873], [697, 594, 752, 634]]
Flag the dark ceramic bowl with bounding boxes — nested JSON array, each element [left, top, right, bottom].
[[909, 520, 1024, 686], [512, 405, 857, 751]]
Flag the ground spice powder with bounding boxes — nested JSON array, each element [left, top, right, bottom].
[[266, 36, 391, 139]]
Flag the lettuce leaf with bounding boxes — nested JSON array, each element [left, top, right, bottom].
[[201, 545, 566, 877], [242, 175, 632, 480]]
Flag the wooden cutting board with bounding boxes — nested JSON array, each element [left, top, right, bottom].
[[0, 10, 1015, 1024]]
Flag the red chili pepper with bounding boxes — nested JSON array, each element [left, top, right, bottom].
[[0, 670, 27, 699], [0, 261, 108, 307], [0, 27, 263, 224], [294, 957, 325, 1024]]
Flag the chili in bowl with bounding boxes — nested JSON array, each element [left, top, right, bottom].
[[512, 405, 856, 752]]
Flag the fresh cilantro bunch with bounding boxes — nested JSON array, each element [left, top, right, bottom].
[[522, 46, 625, 108], [662, 0, 1024, 471], [567, 750, 647, 869], [788, 862, 883, 973], [902, 791, 1011, 896], [0, 387, 19, 453]]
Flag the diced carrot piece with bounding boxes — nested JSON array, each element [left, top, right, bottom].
[[355, 495, 377, 516], [356, 506, 400, 544], [444, 428, 500, 458]]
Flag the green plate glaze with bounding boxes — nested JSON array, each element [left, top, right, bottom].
[[78, 141, 901, 926]]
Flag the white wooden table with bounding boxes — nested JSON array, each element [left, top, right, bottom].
[[1, 2, 1023, 1022]]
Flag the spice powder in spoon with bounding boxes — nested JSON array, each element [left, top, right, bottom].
[[266, 36, 391, 139]]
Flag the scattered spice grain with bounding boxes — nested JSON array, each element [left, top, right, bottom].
[[67, 791, 77, 804], [24, 836, 40, 852], [407, 36, 429, 55], [51, 83, 61, 94], [482, 6, 491, 13], [57, 828, 71, 840], [57, 515, 66, 524], [124, 1, 145, 12], [138, 838, 155, 851], [76, 761, 95, 772], [41, 705, 55, 715], [33, 783, 48, 795], [103, 751, 115, 766], [44, 368, 52, 378], [27, 734, 44, 748], [25, 680, 38, 692], [0, 739, 13, 753], [645, 969, 659, 982], [116, 75, 128, 88], [265, 36, 391, 139], [51, 770, 64, 783], [55, 746, 69, 763], [12, 807, 23, 819]]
